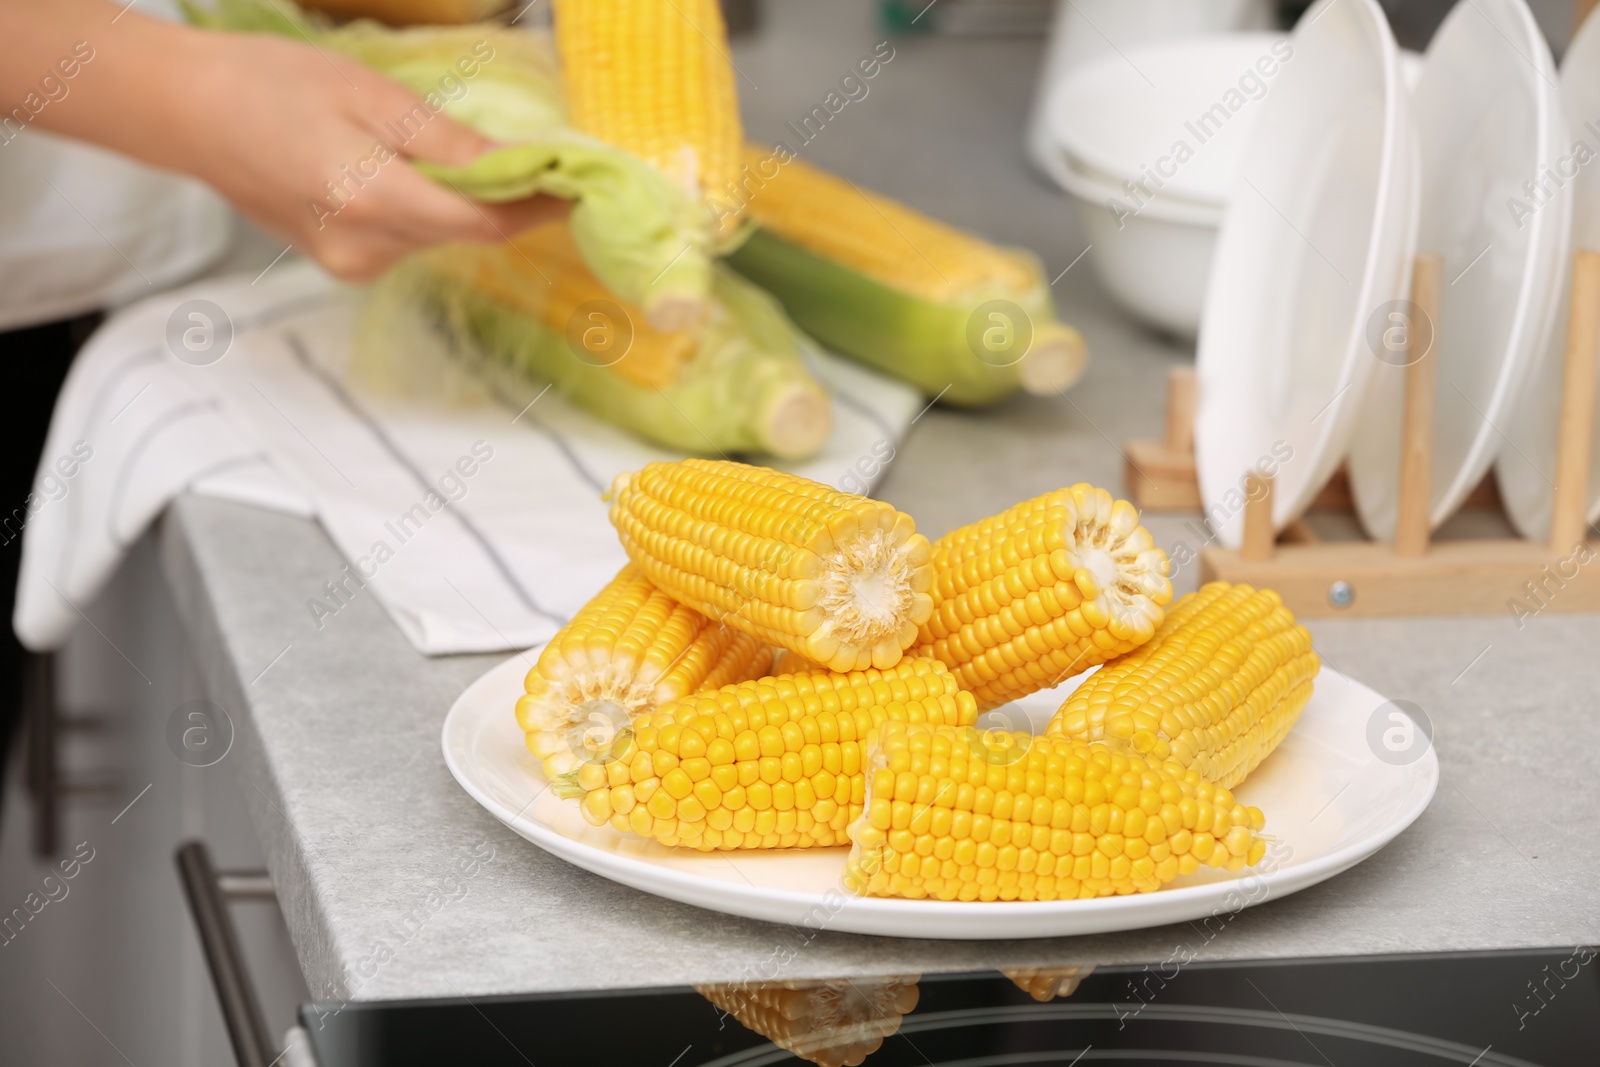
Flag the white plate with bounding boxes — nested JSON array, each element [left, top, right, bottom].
[[1046, 34, 1290, 208], [443, 654, 1438, 940], [1497, 8, 1600, 541], [1348, 0, 1568, 541], [1195, 0, 1417, 548]]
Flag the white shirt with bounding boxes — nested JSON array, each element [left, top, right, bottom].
[[0, 129, 234, 332], [0, 0, 233, 331]]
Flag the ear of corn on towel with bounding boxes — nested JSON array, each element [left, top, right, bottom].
[[181, 0, 714, 326], [12, 264, 920, 654], [360, 222, 834, 458]]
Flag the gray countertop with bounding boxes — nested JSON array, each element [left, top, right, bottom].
[[161, 2, 1599, 1003]]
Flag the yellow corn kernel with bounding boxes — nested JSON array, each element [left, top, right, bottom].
[[559, 659, 975, 850], [517, 563, 773, 780], [844, 723, 1266, 901], [915, 484, 1172, 710], [609, 459, 935, 672], [1047, 582, 1319, 788], [553, 0, 742, 234]]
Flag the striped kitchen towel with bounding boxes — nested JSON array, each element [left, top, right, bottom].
[[13, 261, 922, 655]]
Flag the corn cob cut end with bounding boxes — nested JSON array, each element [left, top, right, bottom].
[[609, 461, 936, 673], [517, 565, 774, 780], [520, 651, 657, 780], [1019, 323, 1088, 397], [919, 484, 1172, 711], [761, 379, 833, 460], [1064, 489, 1172, 639], [806, 524, 935, 673], [844, 723, 1269, 902]]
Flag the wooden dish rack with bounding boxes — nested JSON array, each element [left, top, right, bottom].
[[1124, 252, 1600, 618]]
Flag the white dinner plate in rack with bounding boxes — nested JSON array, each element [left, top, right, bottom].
[[1194, 0, 1417, 547], [1497, 8, 1600, 541], [443, 653, 1437, 940], [1348, 0, 1568, 541]]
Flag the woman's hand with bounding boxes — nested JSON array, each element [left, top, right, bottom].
[[174, 32, 568, 281], [2, 2, 566, 281]]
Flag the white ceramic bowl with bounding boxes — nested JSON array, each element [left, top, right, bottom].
[[1043, 34, 1421, 338], [1195, 0, 1418, 548], [1025, 0, 1278, 186], [1053, 157, 1223, 336], [1048, 34, 1291, 207], [1046, 34, 1286, 335]]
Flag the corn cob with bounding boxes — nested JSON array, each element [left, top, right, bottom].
[[697, 977, 920, 1067], [609, 460, 935, 672], [916, 485, 1172, 711], [1047, 583, 1318, 790], [844, 722, 1268, 902], [515, 564, 774, 779], [371, 225, 833, 459], [552, 0, 743, 263], [556, 658, 977, 850], [723, 147, 1088, 405], [1003, 965, 1096, 1002]]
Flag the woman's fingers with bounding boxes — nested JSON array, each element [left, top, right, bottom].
[[307, 162, 570, 281], [338, 160, 566, 243], [485, 193, 572, 236], [377, 97, 496, 170]]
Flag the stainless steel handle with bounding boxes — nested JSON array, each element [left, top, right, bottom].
[[176, 841, 281, 1067]]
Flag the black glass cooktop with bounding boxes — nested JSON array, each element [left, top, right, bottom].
[[300, 947, 1598, 1066]]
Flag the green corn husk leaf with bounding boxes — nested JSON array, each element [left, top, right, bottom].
[[180, 0, 710, 322], [724, 228, 1087, 407], [354, 259, 833, 459]]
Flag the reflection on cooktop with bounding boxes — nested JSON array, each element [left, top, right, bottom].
[[302, 948, 1597, 1066]]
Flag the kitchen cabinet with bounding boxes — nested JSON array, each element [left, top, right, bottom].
[[0, 536, 308, 1067]]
